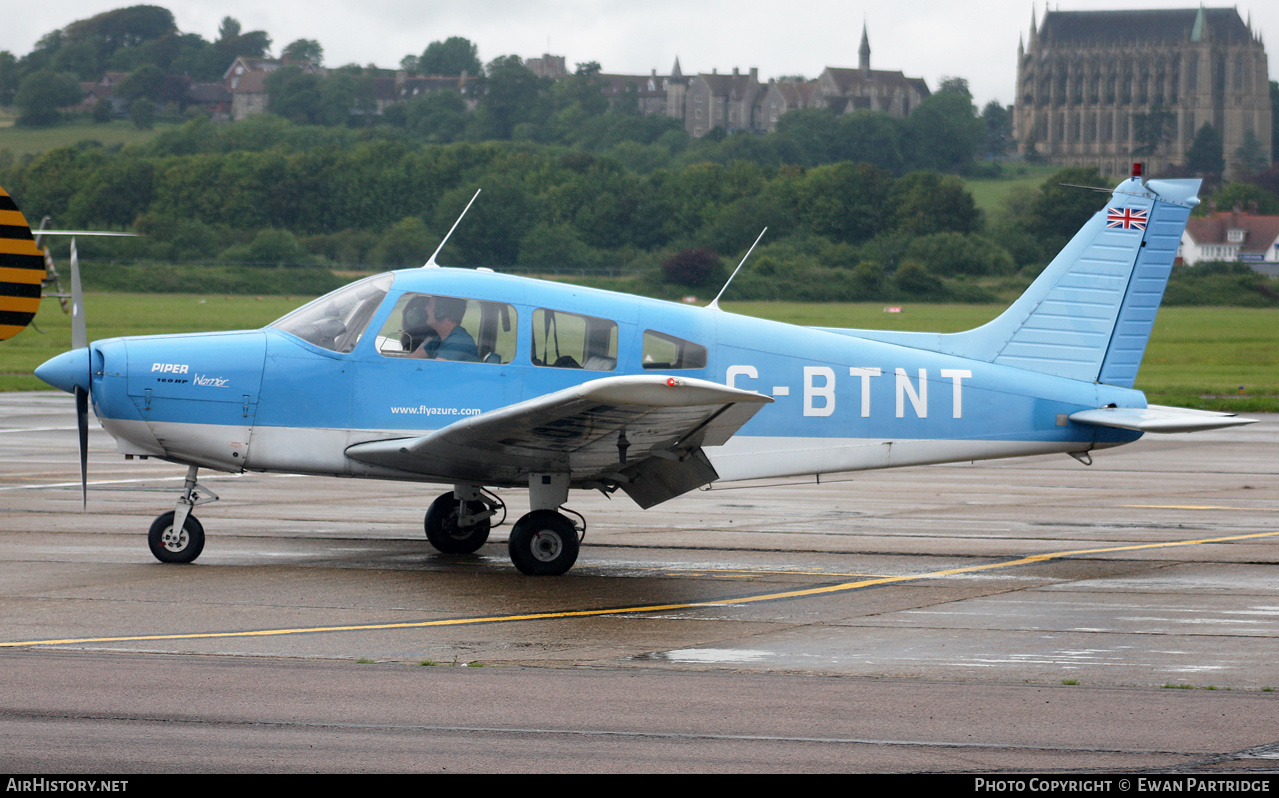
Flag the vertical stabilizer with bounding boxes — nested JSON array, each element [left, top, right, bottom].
[[970, 173, 1197, 384], [819, 171, 1200, 387]]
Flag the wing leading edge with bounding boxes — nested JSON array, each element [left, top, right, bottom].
[[345, 374, 773, 508]]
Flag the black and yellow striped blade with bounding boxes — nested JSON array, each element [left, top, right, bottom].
[[0, 186, 46, 342]]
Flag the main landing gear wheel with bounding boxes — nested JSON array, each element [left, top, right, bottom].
[[148, 511, 205, 564], [424, 492, 491, 554], [508, 510, 580, 576]]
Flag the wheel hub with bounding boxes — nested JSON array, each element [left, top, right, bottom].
[[531, 530, 562, 562], [162, 527, 188, 552]]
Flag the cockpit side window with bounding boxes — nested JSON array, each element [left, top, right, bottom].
[[375, 293, 517, 364], [642, 330, 708, 370], [531, 309, 617, 370], [270, 274, 393, 353]]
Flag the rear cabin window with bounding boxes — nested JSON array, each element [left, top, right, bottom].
[[642, 331, 707, 370], [375, 293, 517, 364], [531, 309, 617, 370]]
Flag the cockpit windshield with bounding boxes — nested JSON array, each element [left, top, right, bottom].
[[269, 273, 394, 353]]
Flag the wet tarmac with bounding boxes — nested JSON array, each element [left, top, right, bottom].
[[2, 392, 1277, 772]]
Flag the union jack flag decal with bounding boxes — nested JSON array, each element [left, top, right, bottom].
[[1106, 206, 1148, 231]]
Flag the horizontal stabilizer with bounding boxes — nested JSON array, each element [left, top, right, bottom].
[[1069, 404, 1258, 434]]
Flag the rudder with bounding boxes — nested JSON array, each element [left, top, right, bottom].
[[1095, 187, 1193, 386]]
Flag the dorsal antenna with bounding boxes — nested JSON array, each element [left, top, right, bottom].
[[424, 188, 481, 268], [707, 227, 766, 311], [1058, 183, 1113, 193]]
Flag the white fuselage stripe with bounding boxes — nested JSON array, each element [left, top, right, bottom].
[[99, 419, 1101, 486]]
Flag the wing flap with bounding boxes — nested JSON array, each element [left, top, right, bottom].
[[1069, 404, 1258, 434], [615, 447, 719, 510], [345, 375, 772, 502]]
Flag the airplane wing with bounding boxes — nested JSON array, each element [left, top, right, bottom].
[[1069, 404, 1258, 433], [345, 374, 773, 508]]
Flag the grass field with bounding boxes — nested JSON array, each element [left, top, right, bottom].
[[962, 164, 1064, 215], [0, 118, 179, 158], [4, 293, 1275, 412]]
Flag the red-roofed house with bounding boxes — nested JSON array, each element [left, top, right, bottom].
[[78, 72, 130, 115], [1179, 209, 1279, 274], [224, 56, 325, 120]]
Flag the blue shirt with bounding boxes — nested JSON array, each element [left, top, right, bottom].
[[425, 326, 478, 362]]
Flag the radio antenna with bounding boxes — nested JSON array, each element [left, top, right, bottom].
[[707, 227, 766, 311], [424, 188, 481, 268]]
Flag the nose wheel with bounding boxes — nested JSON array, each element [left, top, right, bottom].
[[148, 511, 205, 564], [147, 465, 217, 564]]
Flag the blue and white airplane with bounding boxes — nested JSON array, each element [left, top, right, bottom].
[[34, 167, 1255, 575]]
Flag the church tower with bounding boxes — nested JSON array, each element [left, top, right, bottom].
[[666, 57, 687, 121], [859, 24, 871, 77]]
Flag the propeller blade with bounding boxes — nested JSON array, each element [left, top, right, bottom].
[[70, 238, 86, 351], [0, 185, 46, 342], [71, 238, 88, 509], [74, 384, 88, 510]]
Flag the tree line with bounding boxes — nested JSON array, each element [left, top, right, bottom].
[[3, 5, 1274, 304], [1, 6, 1011, 171], [2, 7, 272, 125], [1, 112, 1113, 302]]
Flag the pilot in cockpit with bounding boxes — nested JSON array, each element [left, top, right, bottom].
[[402, 295, 479, 362]]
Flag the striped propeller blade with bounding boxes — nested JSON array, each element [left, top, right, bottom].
[[0, 186, 46, 341]]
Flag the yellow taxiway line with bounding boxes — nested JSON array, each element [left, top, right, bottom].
[[1122, 504, 1276, 512], [3, 530, 1277, 648]]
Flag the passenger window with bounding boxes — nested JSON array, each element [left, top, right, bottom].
[[376, 293, 517, 364], [271, 273, 393, 353], [532, 309, 617, 370], [642, 331, 707, 370]]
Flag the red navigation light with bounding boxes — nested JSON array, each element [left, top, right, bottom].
[[666, 377, 677, 387], [1132, 162, 1144, 178]]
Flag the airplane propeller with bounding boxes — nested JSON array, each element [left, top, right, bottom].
[[31, 239, 92, 509], [70, 239, 88, 508], [3, 184, 101, 509]]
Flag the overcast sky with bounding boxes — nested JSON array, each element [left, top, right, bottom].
[[5, 1, 1277, 108]]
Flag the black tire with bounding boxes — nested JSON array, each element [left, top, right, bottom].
[[508, 510, 579, 576], [424, 492, 491, 554], [148, 511, 205, 564]]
